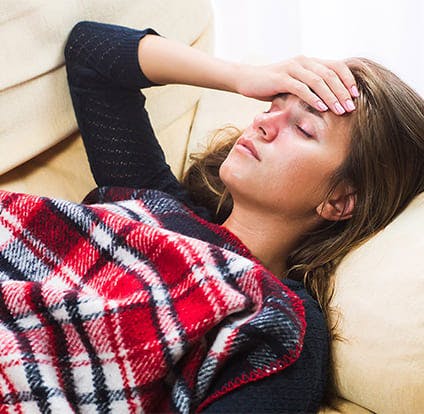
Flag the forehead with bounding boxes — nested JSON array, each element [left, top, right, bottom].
[[274, 93, 351, 135], [273, 94, 327, 124]]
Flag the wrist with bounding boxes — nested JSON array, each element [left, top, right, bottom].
[[206, 59, 243, 94], [228, 61, 249, 95], [231, 62, 260, 98]]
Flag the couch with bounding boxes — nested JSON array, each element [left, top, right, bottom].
[[1, 0, 423, 412]]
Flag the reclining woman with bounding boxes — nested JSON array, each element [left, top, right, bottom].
[[0, 20, 422, 413], [65, 21, 359, 412]]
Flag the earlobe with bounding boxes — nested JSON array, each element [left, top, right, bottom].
[[316, 186, 356, 222]]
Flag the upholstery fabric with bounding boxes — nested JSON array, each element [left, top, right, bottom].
[[330, 193, 424, 413], [0, 23, 211, 201], [0, 0, 212, 176]]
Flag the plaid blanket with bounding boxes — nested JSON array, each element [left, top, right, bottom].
[[0, 188, 305, 413]]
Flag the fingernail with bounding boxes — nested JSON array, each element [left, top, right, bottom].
[[334, 102, 345, 114], [345, 99, 356, 111], [316, 101, 329, 111], [351, 85, 359, 97]]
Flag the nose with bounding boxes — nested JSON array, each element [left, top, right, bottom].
[[252, 110, 288, 142]]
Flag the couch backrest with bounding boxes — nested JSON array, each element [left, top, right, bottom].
[[0, 0, 213, 200], [330, 192, 424, 413]]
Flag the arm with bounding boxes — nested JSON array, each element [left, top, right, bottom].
[[64, 22, 170, 188], [138, 35, 239, 93], [65, 20, 355, 206], [64, 21, 210, 219], [138, 35, 359, 114]]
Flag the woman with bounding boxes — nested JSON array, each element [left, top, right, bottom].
[[64, 20, 358, 413], [0, 21, 422, 414]]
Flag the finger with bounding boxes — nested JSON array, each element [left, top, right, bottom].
[[283, 78, 330, 112], [295, 61, 355, 114], [287, 66, 346, 114], [321, 59, 359, 98]]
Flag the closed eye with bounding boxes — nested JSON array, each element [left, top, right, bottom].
[[296, 125, 314, 138]]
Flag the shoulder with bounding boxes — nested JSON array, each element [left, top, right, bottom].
[[201, 278, 329, 414], [283, 278, 328, 336], [282, 278, 329, 388], [266, 278, 330, 412]]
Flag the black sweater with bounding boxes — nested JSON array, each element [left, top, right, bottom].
[[65, 21, 329, 413]]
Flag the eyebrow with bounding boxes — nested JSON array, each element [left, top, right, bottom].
[[275, 93, 328, 126]]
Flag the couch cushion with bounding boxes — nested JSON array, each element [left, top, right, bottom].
[[330, 192, 424, 413], [0, 0, 212, 175], [1, 0, 212, 90], [0, 103, 197, 202], [0, 133, 95, 202]]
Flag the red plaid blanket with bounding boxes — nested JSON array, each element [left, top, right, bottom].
[[0, 188, 305, 413]]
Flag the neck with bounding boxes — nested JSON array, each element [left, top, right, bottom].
[[222, 203, 313, 278]]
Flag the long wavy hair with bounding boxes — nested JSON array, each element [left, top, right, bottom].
[[182, 58, 424, 336]]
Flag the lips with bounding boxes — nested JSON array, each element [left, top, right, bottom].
[[236, 137, 261, 161]]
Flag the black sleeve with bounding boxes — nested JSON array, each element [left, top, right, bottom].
[[64, 21, 206, 217], [200, 285, 329, 414]]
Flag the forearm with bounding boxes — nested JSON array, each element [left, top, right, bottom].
[[138, 34, 241, 93], [137, 32, 359, 113]]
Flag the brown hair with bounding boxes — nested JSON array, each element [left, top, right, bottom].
[[182, 57, 424, 330]]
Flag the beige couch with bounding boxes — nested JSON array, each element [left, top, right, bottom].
[[1, 1, 423, 413]]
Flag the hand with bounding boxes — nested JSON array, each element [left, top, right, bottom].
[[235, 56, 359, 114]]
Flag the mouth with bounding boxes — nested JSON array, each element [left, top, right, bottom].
[[236, 137, 261, 161]]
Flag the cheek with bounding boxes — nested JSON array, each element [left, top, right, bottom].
[[219, 139, 343, 215], [271, 142, 318, 182], [271, 151, 337, 209]]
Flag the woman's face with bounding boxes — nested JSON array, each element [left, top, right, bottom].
[[219, 94, 352, 219]]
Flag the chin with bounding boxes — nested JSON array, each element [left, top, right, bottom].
[[220, 161, 256, 206], [219, 156, 242, 188]]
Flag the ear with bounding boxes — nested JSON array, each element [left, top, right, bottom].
[[316, 183, 356, 222]]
